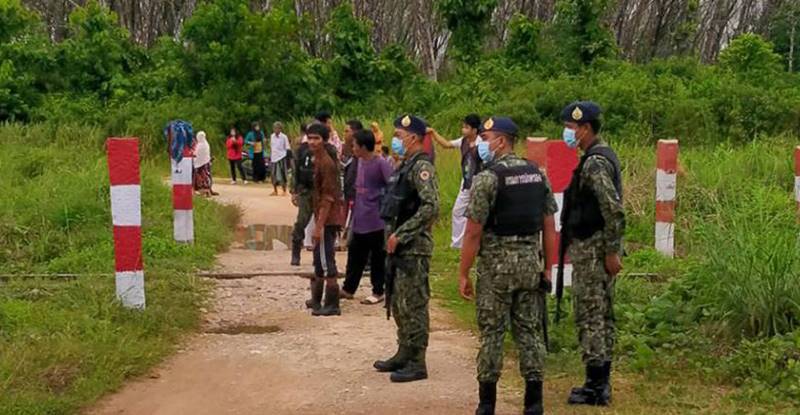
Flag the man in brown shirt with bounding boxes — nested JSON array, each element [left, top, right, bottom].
[[306, 123, 346, 316]]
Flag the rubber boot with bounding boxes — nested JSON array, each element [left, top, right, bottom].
[[523, 380, 544, 415], [305, 278, 323, 311], [290, 241, 302, 266], [570, 363, 591, 395], [312, 283, 341, 316], [601, 361, 612, 404], [390, 348, 428, 383], [567, 363, 606, 406], [373, 345, 410, 372], [475, 382, 496, 415]]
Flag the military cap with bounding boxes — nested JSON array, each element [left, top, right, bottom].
[[393, 114, 427, 138], [480, 116, 518, 137], [561, 101, 602, 123]]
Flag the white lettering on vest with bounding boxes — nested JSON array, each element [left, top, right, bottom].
[[505, 173, 542, 186]]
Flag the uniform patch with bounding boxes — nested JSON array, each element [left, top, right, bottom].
[[419, 170, 431, 181], [483, 118, 494, 130], [401, 115, 412, 127]]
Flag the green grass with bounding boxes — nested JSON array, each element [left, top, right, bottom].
[[0, 123, 239, 414], [427, 137, 800, 413]]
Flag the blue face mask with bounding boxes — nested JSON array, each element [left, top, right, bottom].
[[391, 136, 405, 156], [563, 128, 578, 148], [477, 138, 494, 163]]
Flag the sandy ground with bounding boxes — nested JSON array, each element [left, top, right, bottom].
[[88, 181, 516, 415]]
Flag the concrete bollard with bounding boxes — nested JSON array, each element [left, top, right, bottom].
[[106, 138, 146, 309], [795, 146, 800, 222], [172, 157, 194, 243], [655, 139, 679, 257]]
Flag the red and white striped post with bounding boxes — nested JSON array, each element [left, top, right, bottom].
[[107, 138, 145, 309], [527, 138, 579, 290], [655, 139, 679, 257], [794, 146, 800, 222], [172, 156, 194, 243]]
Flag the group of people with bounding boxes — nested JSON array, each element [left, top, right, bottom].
[[288, 102, 626, 415], [187, 121, 293, 197], [224, 121, 292, 195]]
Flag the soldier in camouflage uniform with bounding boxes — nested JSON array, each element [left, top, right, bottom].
[[373, 114, 439, 383], [458, 117, 557, 415], [560, 101, 625, 406], [290, 138, 314, 267]]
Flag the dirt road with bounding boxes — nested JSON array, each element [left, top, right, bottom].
[[89, 181, 514, 415]]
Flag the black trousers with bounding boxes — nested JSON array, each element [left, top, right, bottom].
[[313, 225, 339, 278], [229, 159, 246, 181], [342, 230, 386, 296]]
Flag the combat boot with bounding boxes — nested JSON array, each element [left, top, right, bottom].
[[570, 363, 591, 396], [601, 361, 613, 403], [312, 283, 341, 316], [567, 363, 607, 406], [304, 278, 323, 311], [290, 241, 302, 266], [475, 382, 496, 415], [523, 380, 543, 415], [390, 348, 427, 383], [373, 346, 410, 372]]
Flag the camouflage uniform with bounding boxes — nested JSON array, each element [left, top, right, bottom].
[[568, 141, 625, 365], [467, 153, 558, 383], [291, 190, 313, 246], [388, 154, 439, 353]]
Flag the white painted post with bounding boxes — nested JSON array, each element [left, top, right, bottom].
[[107, 138, 145, 309], [172, 157, 194, 243], [655, 140, 679, 257]]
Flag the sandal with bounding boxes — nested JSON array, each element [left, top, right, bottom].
[[361, 294, 384, 305], [340, 290, 355, 300]]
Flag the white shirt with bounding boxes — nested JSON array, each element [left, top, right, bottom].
[[270, 133, 289, 162]]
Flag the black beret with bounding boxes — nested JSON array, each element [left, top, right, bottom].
[[479, 116, 518, 136], [561, 101, 602, 123], [393, 114, 427, 138]]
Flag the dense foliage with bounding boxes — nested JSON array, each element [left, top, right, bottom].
[[0, 0, 798, 148]]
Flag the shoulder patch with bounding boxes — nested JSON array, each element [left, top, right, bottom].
[[419, 170, 431, 181]]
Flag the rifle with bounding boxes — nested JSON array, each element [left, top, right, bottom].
[[540, 273, 551, 352], [385, 255, 395, 320], [555, 230, 569, 324]]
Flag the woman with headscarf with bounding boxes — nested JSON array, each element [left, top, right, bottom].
[[245, 122, 268, 182], [370, 122, 385, 155], [193, 131, 216, 197]]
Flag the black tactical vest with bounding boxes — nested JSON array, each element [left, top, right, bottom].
[[562, 142, 623, 240], [380, 152, 431, 227], [295, 143, 314, 189], [485, 161, 547, 236], [460, 138, 482, 190]]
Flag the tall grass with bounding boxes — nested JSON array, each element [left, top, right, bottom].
[[0, 123, 238, 414], [678, 141, 800, 339], [425, 132, 800, 404]]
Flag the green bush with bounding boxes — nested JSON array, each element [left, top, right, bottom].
[[504, 14, 542, 68], [722, 332, 800, 402]]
